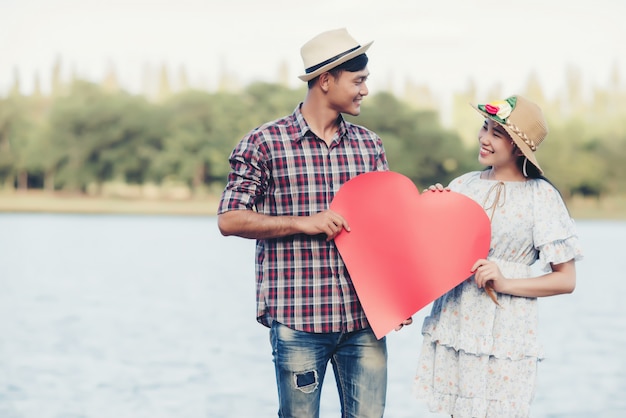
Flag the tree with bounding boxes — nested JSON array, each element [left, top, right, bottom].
[[155, 89, 252, 192], [0, 94, 37, 189], [357, 92, 472, 189], [46, 81, 163, 192]]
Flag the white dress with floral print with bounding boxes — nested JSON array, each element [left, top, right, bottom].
[[413, 171, 583, 418]]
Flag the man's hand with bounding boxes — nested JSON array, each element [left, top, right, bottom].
[[394, 317, 413, 331], [301, 210, 351, 241]]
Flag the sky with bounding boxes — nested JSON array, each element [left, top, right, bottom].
[[1, 0, 624, 111]]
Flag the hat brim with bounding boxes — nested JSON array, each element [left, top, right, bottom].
[[298, 41, 374, 82], [471, 104, 543, 175]]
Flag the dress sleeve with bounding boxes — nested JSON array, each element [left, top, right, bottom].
[[532, 180, 583, 272]]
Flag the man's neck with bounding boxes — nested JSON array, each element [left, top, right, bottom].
[[301, 95, 340, 145]]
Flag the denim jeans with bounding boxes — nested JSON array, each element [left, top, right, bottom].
[[270, 321, 387, 418]]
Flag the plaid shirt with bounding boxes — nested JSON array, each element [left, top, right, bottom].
[[218, 104, 388, 333]]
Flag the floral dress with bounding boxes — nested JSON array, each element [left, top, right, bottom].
[[413, 171, 583, 418]]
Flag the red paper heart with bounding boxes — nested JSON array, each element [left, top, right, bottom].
[[330, 171, 491, 339]]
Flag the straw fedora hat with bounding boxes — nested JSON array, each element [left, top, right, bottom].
[[472, 95, 548, 175], [298, 28, 373, 82]]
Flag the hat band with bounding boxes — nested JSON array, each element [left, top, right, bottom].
[[305, 45, 361, 74], [505, 122, 537, 151]]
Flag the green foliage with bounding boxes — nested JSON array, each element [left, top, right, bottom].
[[244, 82, 306, 126], [0, 94, 37, 188], [356, 92, 473, 189], [45, 81, 163, 191], [1, 79, 625, 201], [540, 119, 612, 198]]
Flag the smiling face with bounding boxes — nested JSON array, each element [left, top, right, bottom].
[[326, 67, 370, 116], [477, 118, 520, 169]]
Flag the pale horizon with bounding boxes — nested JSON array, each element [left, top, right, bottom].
[[2, 0, 624, 109]]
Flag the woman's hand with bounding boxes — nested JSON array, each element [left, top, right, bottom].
[[471, 259, 506, 290], [423, 183, 449, 193], [471, 259, 505, 305]]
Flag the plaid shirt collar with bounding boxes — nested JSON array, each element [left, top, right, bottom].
[[292, 103, 348, 145]]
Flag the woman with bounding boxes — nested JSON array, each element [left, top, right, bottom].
[[414, 95, 583, 417]]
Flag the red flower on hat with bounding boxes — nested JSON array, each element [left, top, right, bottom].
[[485, 104, 499, 115], [478, 99, 515, 123]]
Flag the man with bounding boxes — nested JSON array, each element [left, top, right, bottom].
[[218, 28, 410, 417]]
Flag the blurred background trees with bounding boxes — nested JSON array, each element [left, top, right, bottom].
[[1, 63, 625, 202]]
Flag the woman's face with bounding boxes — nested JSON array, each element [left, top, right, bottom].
[[477, 119, 519, 169]]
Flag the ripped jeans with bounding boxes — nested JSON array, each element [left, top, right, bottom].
[[270, 321, 387, 418]]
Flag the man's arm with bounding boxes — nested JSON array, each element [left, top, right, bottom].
[[218, 209, 350, 241]]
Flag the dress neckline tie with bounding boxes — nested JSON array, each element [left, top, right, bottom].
[[483, 181, 506, 221]]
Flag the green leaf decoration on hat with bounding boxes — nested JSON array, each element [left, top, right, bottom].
[[478, 96, 517, 124]]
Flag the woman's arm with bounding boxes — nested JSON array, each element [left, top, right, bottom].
[[473, 258, 576, 298]]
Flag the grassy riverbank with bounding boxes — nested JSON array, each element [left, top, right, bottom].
[[1, 190, 625, 220], [0, 191, 221, 216], [565, 195, 626, 220]]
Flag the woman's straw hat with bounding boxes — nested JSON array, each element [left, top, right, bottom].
[[472, 95, 548, 175]]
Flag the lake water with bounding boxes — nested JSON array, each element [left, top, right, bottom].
[[0, 214, 625, 418]]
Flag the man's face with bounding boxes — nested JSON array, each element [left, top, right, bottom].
[[327, 67, 370, 116]]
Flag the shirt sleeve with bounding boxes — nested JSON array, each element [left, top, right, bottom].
[[217, 130, 269, 214], [532, 180, 583, 272]]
